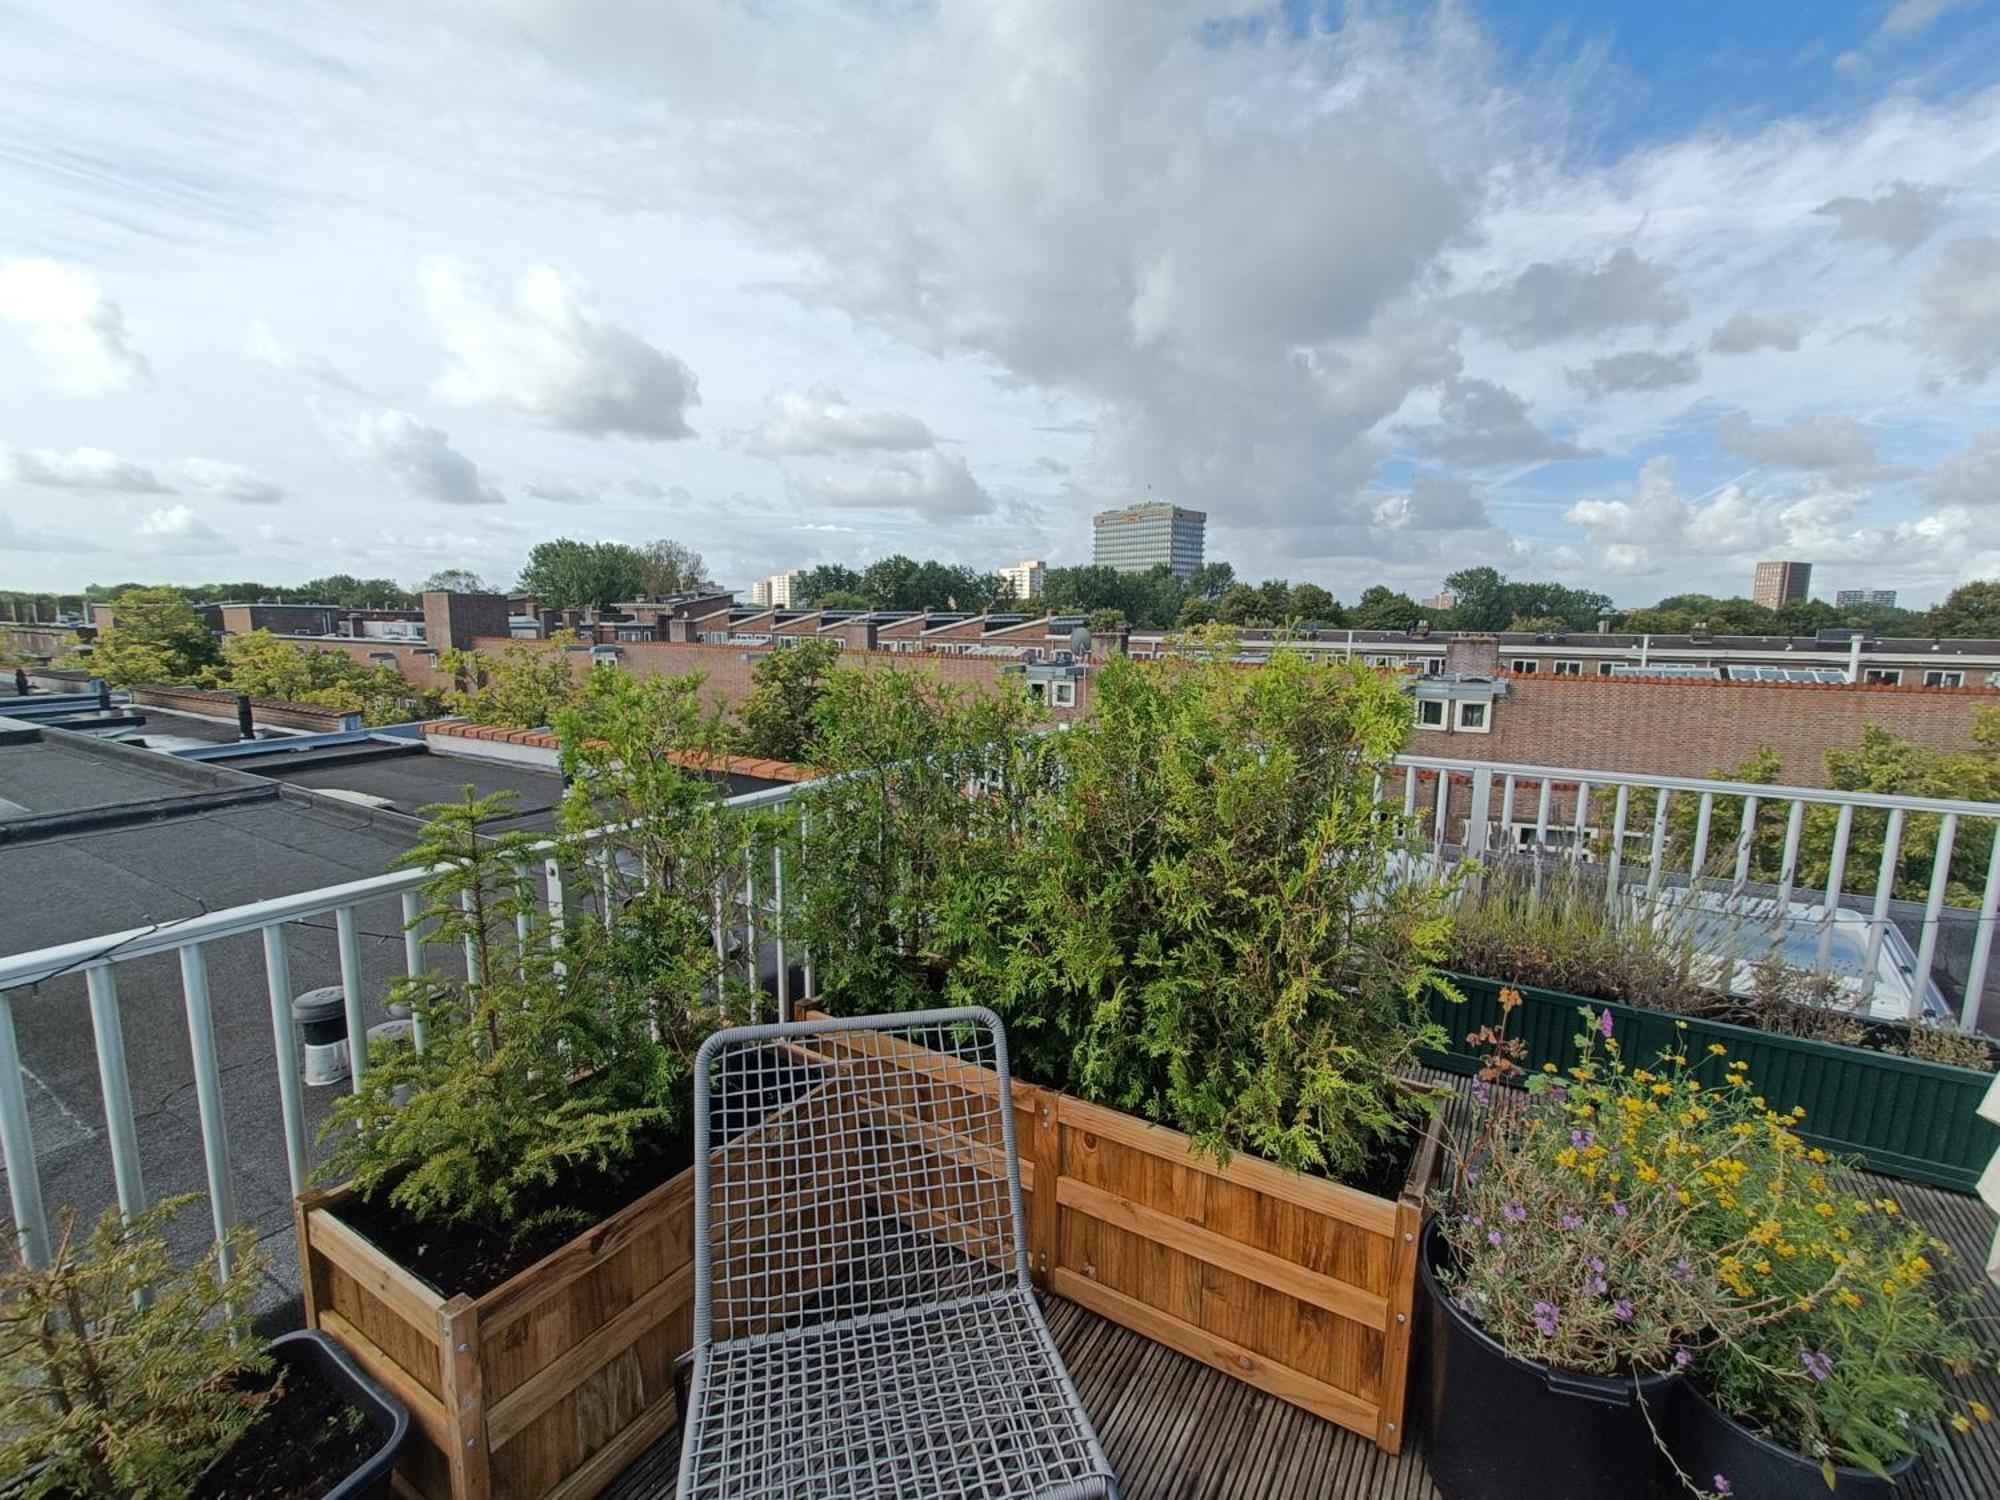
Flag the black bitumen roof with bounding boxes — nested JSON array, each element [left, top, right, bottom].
[[221, 742, 566, 831]]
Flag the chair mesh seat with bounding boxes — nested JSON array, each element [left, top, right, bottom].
[[675, 1008, 1119, 1500], [680, 1288, 1112, 1500]]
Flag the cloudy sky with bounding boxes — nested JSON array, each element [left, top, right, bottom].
[[2, 1, 1997, 606]]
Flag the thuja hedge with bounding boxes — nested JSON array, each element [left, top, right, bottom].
[[792, 636, 1453, 1180]]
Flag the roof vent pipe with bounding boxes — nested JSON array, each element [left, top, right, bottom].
[[235, 692, 254, 741]]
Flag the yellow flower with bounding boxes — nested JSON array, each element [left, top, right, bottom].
[[1815, 1202, 1837, 1218], [1835, 1288, 1863, 1309], [1973, 1400, 1992, 1423], [1707, 1043, 1728, 1057], [1808, 1147, 1828, 1163], [1952, 1414, 1973, 1435], [1877, 1197, 1901, 1216], [1542, 1062, 1559, 1074], [1636, 1163, 1659, 1183]]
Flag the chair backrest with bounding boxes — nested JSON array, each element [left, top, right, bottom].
[[691, 1007, 1030, 1346]]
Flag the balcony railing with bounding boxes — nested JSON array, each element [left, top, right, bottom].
[[1, 756, 1995, 1281]]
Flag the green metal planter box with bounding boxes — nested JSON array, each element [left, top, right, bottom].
[[1424, 973, 1999, 1192]]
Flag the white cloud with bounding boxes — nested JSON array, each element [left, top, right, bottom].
[[136, 505, 234, 554], [0, 511, 103, 554], [1910, 236, 2000, 383], [1460, 249, 1688, 348], [0, 259, 149, 394], [800, 450, 994, 518], [1403, 378, 1595, 465], [179, 456, 285, 504], [1374, 472, 1488, 531], [2, 445, 172, 492], [1715, 412, 1904, 478], [421, 259, 699, 439], [751, 386, 936, 455], [1813, 182, 1946, 254], [245, 319, 359, 392], [330, 409, 505, 506], [1565, 348, 1702, 398], [1709, 311, 1809, 355], [523, 478, 602, 505], [1928, 424, 2000, 506]]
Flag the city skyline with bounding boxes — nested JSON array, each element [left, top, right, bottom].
[[3, 3, 1998, 608]]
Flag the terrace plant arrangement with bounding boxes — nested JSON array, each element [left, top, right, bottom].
[[299, 668, 777, 1500], [789, 639, 1457, 1452], [1424, 997, 1995, 1500], [1, 1197, 405, 1500]]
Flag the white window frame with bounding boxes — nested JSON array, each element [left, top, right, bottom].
[[1923, 669, 1963, 688], [1415, 698, 1447, 731], [1553, 659, 1582, 677], [1453, 699, 1491, 734], [1509, 658, 1538, 674], [1597, 662, 1616, 677], [1049, 680, 1077, 708], [1863, 668, 1902, 686]]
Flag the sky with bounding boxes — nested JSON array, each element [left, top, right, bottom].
[[1, 0, 1997, 608]]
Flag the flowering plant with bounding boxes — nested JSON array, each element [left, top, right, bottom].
[[1433, 993, 1729, 1375], [1678, 1039, 1994, 1481]]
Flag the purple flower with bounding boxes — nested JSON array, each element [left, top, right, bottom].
[[1559, 1212, 1583, 1231], [1612, 1201, 1629, 1219], [1487, 1230, 1506, 1247], [1598, 1009, 1615, 1040], [1549, 1085, 1569, 1104], [1504, 1201, 1528, 1223], [1471, 1079, 1492, 1107], [1675, 1349, 1693, 1368], [1714, 1477, 1732, 1496], [1800, 1350, 1834, 1383], [1571, 1128, 1595, 1148], [1613, 1299, 1634, 1323], [1587, 1256, 1606, 1274], [1533, 1301, 1560, 1336], [1671, 1256, 1693, 1282], [1585, 1274, 1608, 1296], [1466, 1214, 1483, 1228], [1465, 1167, 1481, 1185]]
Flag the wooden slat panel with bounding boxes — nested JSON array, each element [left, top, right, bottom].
[[479, 1169, 695, 1329], [1056, 1094, 1400, 1235], [1051, 1269, 1380, 1438], [1056, 1176, 1389, 1330], [485, 1261, 694, 1450], [320, 1309, 453, 1457], [309, 1205, 446, 1329]]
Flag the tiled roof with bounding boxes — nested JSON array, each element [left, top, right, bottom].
[[426, 719, 818, 782]]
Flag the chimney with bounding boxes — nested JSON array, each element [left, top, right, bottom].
[[1443, 634, 1500, 677], [235, 692, 255, 741], [836, 620, 879, 652]]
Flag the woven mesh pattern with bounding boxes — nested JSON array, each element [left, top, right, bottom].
[[677, 1008, 1118, 1500]]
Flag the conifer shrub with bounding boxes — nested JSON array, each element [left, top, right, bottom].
[[0, 1198, 265, 1499]]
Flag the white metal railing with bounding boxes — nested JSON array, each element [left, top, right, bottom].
[[2, 755, 1995, 1276], [0, 779, 815, 1271]]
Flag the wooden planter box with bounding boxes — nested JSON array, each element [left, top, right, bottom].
[[296, 1168, 697, 1500], [802, 1009, 1444, 1453], [1426, 973, 2000, 1191]]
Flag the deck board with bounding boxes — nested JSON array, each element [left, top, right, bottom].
[[604, 1162, 1997, 1500]]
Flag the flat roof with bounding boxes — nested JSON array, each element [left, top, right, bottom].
[[224, 741, 565, 831]]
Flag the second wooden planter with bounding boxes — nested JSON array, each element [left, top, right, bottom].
[[296, 1167, 696, 1500]]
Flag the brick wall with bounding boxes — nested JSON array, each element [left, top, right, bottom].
[[1465, 674, 1998, 783], [128, 683, 362, 733]]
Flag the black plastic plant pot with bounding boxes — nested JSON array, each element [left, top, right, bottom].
[[262, 1330, 411, 1500], [1663, 1379, 1916, 1500], [1418, 1219, 1678, 1500]]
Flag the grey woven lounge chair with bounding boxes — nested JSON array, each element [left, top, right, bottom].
[[675, 1007, 1121, 1500]]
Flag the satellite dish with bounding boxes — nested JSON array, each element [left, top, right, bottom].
[[1069, 625, 1093, 657]]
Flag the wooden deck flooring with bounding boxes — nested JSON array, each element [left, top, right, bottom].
[[605, 1178, 1998, 1500]]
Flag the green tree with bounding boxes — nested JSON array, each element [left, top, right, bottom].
[[69, 587, 217, 685], [1350, 585, 1422, 631], [817, 588, 872, 610], [1288, 582, 1340, 624], [734, 638, 840, 762], [635, 538, 706, 597], [1214, 582, 1273, 626], [0, 1197, 266, 1499], [206, 631, 440, 726], [791, 564, 863, 606], [1925, 580, 2000, 638], [294, 574, 414, 609], [517, 539, 646, 611], [441, 636, 585, 728], [420, 568, 490, 593], [1443, 566, 1510, 630]]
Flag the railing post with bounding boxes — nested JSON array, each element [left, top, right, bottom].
[[1606, 785, 1630, 901], [773, 837, 791, 1024], [1858, 807, 1906, 1009], [1647, 790, 1673, 897], [1776, 800, 1806, 909], [0, 994, 49, 1269], [1689, 792, 1715, 883], [1819, 803, 1856, 972], [400, 891, 429, 1054], [179, 943, 238, 1276], [1912, 813, 1956, 1023], [1464, 768, 1493, 858], [1733, 795, 1759, 893], [1961, 827, 2000, 1033], [336, 906, 368, 1094], [86, 964, 147, 1223], [261, 926, 309, 1200]]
